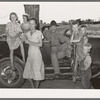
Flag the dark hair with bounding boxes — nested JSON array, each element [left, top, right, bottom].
[[80, 24, 87, 28], [41, 26, 49, 33], [63, 29, 71, 38], [83, 43, 92, 49], [9, 12, 18, 21], [23, 15, 29, 21], [29, 18, 38, 28], [72, 21, 79, 26]]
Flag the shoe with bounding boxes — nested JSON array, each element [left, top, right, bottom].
[[54, 74, 60, 79]]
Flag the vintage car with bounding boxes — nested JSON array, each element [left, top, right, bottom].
[[0, 30, 100, 88]]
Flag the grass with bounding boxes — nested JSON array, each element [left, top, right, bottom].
[[0, 24, 6, 35]]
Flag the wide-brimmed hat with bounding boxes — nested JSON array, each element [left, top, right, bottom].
[[50, 20, 58, 26]]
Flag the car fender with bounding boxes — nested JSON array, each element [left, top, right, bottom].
[[0, 56, 24, 69]]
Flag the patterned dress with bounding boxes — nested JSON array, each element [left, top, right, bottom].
[[23, 30, 45, 80], [6, 21, 22, 50]]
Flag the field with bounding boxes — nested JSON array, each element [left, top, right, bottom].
[[0, 24, 6, 35], [0, 24, 100, 35], [87, 24, 100, 35]]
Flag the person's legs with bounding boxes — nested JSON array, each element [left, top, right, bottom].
[[81, 67, 91, 89], [58, 43, 67, 51], [10, 50, 15, 70], [65, 44, 72, 58], [57, 43, 67, 59], [20, 43, 25, 64], [73, 57, 78, 82], [28, 79, 35, 88], [35, 80, 41, 88], [51, 46, 60, 74], [58, 43, 72, 59]]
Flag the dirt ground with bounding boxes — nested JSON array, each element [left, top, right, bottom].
[[21, 79, 83, 89]]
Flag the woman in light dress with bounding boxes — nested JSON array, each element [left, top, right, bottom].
[[23, 18, 45, 88], [6, 12, 25, 70]]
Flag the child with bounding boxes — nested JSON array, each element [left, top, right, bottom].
[[6, 12, 25, 70], [70, 21, 85, 82], [80, 43, 92, 89], [80, 43, 92, 71], [21, 13, 30, 34]]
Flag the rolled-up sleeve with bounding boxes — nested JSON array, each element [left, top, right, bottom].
[[59, 35, 70, 44]]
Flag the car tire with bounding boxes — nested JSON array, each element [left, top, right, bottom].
[[0, 57, 25, 88]]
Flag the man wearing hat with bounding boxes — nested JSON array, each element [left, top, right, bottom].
[[44, 20, 72, 78]]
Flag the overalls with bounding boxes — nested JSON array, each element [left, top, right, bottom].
[[79, 54, 92, 89]]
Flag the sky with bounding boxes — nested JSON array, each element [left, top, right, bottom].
[[0, 2, 100, 24]]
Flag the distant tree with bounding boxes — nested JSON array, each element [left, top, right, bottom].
[[40, 20, 43, 24], [85, 19, 94, 24], [76, 19, 81, 25], [61, 21, 68, 25]]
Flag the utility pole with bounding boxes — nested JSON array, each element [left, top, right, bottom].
[[24, 5, 40, 30]]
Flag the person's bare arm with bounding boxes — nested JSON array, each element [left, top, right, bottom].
[[14, 32, 22, 39], [25, 33, 43, 47], [5, 30, 12, 39]]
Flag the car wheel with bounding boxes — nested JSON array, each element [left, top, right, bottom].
[[0, 57, 25, 88]]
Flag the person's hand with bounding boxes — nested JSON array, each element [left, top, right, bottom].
[[20, 34, 27, 42], [11, 37, 16, 43], [25, 39, 29, 44]]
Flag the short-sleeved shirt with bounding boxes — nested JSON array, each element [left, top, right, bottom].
[[6, 21, 22, 37], [44, 30, 70, 46]]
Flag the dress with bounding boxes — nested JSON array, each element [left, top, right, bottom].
[[23, 30, 45, 80], [6, 22, 22, 50]]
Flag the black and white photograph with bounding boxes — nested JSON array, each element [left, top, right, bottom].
[[0, 1, 100, 92]]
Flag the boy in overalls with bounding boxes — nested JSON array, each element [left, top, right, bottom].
[[80, 43, 92, 89]]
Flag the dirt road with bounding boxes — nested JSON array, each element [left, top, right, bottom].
[[21, 79, 83, 89]]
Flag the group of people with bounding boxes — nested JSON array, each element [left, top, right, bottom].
[[43, 20, 92, 88], [6, 12, 44, 88], [5, 12, 92, 89]]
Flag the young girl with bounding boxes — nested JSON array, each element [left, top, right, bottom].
[[21, 13, 30, 34], [6, 12, 25, 70], [23, 18, 44, 88]]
